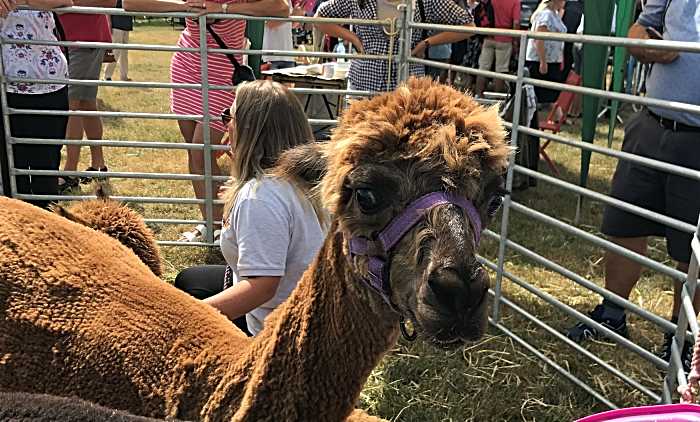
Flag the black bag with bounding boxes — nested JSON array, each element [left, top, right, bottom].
[[473, 0, 495, 44], [206, 24, 256, 86]]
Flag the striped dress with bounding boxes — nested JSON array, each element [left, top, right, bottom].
[[170, 2, 246, 133]]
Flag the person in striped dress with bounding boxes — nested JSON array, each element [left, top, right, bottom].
[[123, 0, 289, 242]]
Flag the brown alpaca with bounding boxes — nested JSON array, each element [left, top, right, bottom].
[[52, 185, 163, 277], [0, 78, 509, 422]]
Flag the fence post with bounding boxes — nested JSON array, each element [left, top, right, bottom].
[[492, 33, 527, 322], [396, 0, 412, 85], [0, 34, 16, 200], [199, 15, 214, 244], [248, 21, 264, 78], [663, 216, 700, 402]]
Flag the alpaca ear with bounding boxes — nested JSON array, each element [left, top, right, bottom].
[[52, 204, 90, 227], [95, 183, 110, 200], [272, 143, 328, 190]]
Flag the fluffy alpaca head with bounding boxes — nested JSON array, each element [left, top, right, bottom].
[[52, 186, 163, 277], [275, 77, 509, 350]]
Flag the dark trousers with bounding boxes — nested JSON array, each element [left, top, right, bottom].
[[174, 265, 251, 336], [8, 88, 68, 210]]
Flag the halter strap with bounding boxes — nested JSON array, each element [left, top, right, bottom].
[[347, 191, 483, 315]]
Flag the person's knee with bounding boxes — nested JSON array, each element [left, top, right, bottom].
[[188, 150, 206, 173]]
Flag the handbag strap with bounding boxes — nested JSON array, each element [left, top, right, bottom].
[[206, 24, 242, 70], [52, 12, 69, 65]]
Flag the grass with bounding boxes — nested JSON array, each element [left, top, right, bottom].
[[63, 21, 683, 421]]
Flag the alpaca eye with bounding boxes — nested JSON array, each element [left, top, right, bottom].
[[356, 188, 380, 213], [488, 195, 504, 216]]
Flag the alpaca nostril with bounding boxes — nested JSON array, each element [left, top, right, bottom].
[[427, 266, 477, 310]]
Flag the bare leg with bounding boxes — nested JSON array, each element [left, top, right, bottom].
[[604, 236, 648, 299], [79, 100, 105, 169], [672, 262, 700, 318], [178, 120, 225, 228], [475, 75, 487, 98], [494, 78, 505, 94], [60, 100, 85, 186]]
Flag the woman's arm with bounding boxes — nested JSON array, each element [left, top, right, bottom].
[[410, 22, 473, 57], [187, 0, 289, 18], [123, 0, 188, 12], [313, 12, 364, 53], [266, 0, 301, 29], [13, 0, 71, 10], [204, 276, 281, 321], [534, 24, 548, 74]]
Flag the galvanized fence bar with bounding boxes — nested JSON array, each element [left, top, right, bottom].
[[513, 165, 697, 235], [492, 34, 527, 323], [482, 229, 690, 341], [509, 201, 686, 282], [198, 15, 214, 244], [479, 264, 662, 403], [511, 125, 700, 182]]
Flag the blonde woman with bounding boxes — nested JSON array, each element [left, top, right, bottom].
[[174, 81, 329, 336], [526, 0, 567, 104]]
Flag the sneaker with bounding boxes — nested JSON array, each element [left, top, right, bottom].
[[120, 77, 132, 82], [562, 304, 630, 342], [80, 166, 109, 184], [660, 331, 693, 373], [103, 77, 112, 81]]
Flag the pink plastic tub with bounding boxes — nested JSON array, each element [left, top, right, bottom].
[[575, 404, 700, 422]]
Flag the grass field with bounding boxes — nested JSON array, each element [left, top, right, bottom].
[[63, 20, 684, 421]]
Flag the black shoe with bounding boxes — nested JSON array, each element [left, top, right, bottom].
[[562, 304, 630, 342], [58, 176, 80, 194], [80, 166, 109, 184], [660, 331, 693, 373]]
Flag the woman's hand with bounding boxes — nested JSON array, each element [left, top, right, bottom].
[[539, 61, 548, 75], [410, 40, 428, 59], [351, 36, 365, 55], [218, 176, 236, 198], [186, 0, 224, 16], [0, 0, 19, 18]]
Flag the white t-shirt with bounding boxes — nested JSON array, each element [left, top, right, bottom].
[[220, 177, 328, 335], [262, 0, 295, 63], [526, 8, 567, 63]]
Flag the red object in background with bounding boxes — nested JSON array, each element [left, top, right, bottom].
[[538, 71, 583, 175]]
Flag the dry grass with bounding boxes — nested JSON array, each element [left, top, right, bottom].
[[63, 20, 682, 421]]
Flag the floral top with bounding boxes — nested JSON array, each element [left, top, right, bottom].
[[525, 8, 567, 64], [1, 10, 68, 94]]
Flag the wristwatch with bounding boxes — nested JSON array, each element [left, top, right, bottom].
[[222, 3, 228, 13]]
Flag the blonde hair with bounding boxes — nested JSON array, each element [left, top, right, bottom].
[[222, 80, 328, 228], [530, 0, 556, 24]]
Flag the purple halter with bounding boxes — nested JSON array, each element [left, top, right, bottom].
[[347, 191, 482, 315]]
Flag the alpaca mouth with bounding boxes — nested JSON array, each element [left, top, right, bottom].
[[430, 336, 466, 354]]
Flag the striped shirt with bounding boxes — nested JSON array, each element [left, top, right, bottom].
[[170, 4, 247, 133], [317, 0, 472, 92]]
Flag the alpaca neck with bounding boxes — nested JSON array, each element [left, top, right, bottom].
[[234, 222, 400, 422]]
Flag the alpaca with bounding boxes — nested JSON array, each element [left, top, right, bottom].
[[52, 185, 163, 277], [0, 393, 382, 422], [0, 78, 509, 422], [0, 392, 182, 422]]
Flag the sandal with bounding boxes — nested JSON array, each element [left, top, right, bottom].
[[179, 224, 222, 244], [80, 166, 109, 184], [58, 176, 80, 194]]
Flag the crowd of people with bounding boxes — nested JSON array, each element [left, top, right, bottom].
[[1, 0, 699, 356]]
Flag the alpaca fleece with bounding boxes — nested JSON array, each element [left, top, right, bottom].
[[53, 197, 163, 277], [0, 198, 395, 422], [0, 392, 183, 422]]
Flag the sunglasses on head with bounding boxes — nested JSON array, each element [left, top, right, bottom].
[[221, 108, 232, 127]]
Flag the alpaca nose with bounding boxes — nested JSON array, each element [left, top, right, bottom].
[[427, 264, 486, 311]]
